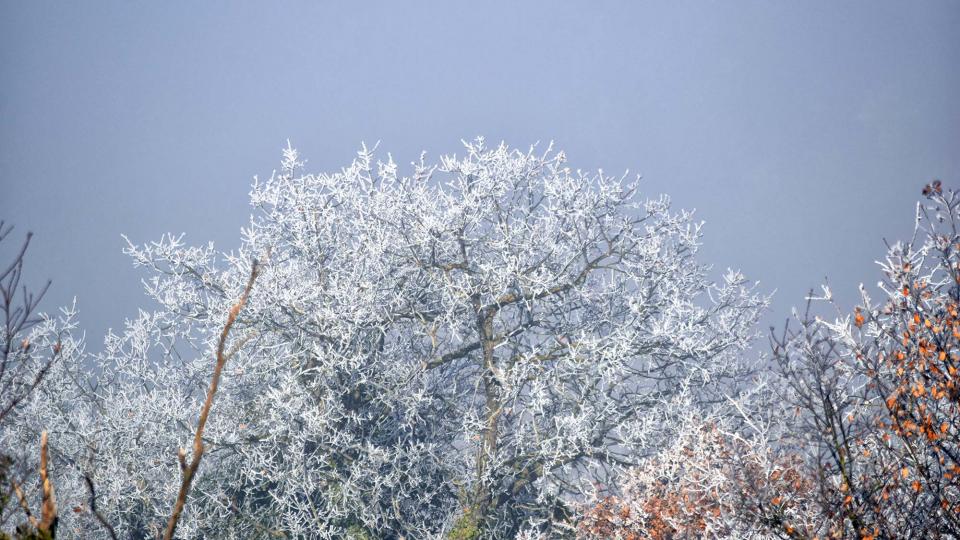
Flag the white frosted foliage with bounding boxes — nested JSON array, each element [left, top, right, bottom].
[[13, 140, 766, 538]]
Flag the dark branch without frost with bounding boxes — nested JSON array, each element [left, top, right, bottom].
[[83, 475, 118, 540]]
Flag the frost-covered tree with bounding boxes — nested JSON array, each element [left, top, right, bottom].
[[17, 140, 766, 538]]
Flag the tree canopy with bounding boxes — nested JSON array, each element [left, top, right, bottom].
[[3, 141, 768, 538], [6, 142, 956, 539]]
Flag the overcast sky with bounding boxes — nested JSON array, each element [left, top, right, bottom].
[[2, 1, 958, 351]]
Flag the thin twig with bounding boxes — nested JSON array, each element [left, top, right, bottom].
[[10, 478, 38, 529], [0, 342, 62, 424], [84, 475, 118, 540], [162, 260, 260, 540]]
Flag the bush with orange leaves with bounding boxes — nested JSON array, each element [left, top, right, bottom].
[[576, 394, 825, 539], [767, 181, 960, 538], [846, 181, 959, 534]]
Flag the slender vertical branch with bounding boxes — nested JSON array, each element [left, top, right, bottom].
[[8, 432, 58, 536], [163, 260, 260, 540], [38, 431, 57, 534]]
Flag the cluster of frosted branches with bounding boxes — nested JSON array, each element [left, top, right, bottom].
[[761, 183, 960, 538], [0, 224, 84, 537], [0, 306, 82, 536], [575, 385, 829, 540], [572, 184, 960, 540], [8, 140, 767, 538]]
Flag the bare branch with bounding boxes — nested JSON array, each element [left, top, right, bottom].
[[38, 431, 57, 534], [163, 259, 260, 540], [83, 475, 118, 540]]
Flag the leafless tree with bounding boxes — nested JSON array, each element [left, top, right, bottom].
[[0, 223, 69, 539], [0, 223, 59, 427]]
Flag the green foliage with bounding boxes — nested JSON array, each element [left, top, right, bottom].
[[345, 523, 374, 540], [0, 454, 11, 521], [0, 527, 55, 540], [447, 507, 480, 540]]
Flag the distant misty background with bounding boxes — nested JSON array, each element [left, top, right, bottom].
[[1, 2, 958, 351]]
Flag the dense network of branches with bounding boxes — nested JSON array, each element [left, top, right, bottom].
[[577, 182, 960, 539], [2, 141, 767, 538], [0, 223, 78, 539], [3, 141, 954, 539]]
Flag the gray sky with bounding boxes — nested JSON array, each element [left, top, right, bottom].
[[2, 1, 958, 349]]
